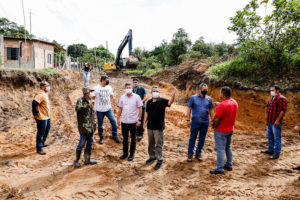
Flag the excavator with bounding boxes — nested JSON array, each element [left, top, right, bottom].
[[104, 29, 139, 72]]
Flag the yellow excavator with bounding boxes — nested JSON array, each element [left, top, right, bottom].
[[104, 29, 139, 72]]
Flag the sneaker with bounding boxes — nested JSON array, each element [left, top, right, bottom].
[[209, 170, 225, 175], [195, 154, 202, 162], [154, 162, 162, 170], [187, 155, 193, 162], [37, 150, 46, 155], [224, 165, 232, 171], [270, 154, 280, 160], [120, 154, 128, 160], [128, 155, 134, 161], [146, 158, 156, 164], [113, 137, 121, 143], [292, 165, 300, 170], [43, 144, 49, 147], [99, 138, 104, 144], [261, 150, 274, 155], [137, 135, 143, 141]]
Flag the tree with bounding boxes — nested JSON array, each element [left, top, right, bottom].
[[228, 0, 300, 72], [169, 28, 192, 65], [192, 37, 216, 57], [79, 45, 115, 68], [0, 17, 34, 38], [67, 44, 88, 58]]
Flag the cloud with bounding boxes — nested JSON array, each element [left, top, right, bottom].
[[1, 0, 251, 56]]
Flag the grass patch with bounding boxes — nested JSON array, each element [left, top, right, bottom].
[[1, 67, 58, 77], [127, 69, 144, 74]]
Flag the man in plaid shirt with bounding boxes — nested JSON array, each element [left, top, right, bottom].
[[261, 85, 287, 159]]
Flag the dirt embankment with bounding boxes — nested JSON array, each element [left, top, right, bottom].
[[0, 69, 299, 199]]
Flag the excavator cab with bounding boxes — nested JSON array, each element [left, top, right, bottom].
[[104, 29, 139, 72]]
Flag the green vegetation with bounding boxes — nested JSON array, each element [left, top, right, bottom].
[[67, 44, 115, 68], [208, 0, 300, 84], [1, 67, 58, 77], [0, 18, 34, 38]]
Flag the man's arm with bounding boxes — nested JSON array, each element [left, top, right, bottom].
[[209, 108, 214, 121], [168, 87, 177, 106], [274, 98, 287, 126], [137, 106, 142, 127], [116, 107, 122, 128], [186, 107, 192, 126], [143, 111, 148, 130], [212, 116, 221, 128]]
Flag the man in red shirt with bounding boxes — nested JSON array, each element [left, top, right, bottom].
[[210, 86, 238, 175], [261, 85, 287, 159]]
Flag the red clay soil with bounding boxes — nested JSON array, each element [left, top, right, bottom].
[[0, 69, 299, 199]]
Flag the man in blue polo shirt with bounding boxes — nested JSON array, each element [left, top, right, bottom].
[[132, 78, 147, 141], [186, 83, 214, 162]]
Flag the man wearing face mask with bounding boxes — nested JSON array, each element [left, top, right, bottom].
[[132, 78, 147, 141], [143, 86, 176, 170], [117, 83, 143, 161], [93, 75, 120, 144], [32, 81, 51, 155], [210, 86, 238, 175], [74, 87, 97, 168], [261, 85, 287, 160], [186, 83, 214, 162]]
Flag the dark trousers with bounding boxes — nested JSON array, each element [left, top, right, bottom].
[[121, 123, 136, 156], [35, 119, 51, 151], [136, 107, 145, 137], [188, 121, 209, 156], [76, 133, 94, 151]]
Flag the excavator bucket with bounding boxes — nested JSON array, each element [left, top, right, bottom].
[[126, 55, 139, 69]]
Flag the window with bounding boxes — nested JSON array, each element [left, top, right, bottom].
[[7, 48, 19, 60], [47, 53, 52, 64]]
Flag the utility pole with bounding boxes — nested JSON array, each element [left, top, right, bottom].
[[106, 40, 108, 62], [29, 9, 32, 36], [21, 0, 27, 63]]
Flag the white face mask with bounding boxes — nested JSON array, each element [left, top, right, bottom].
[[270, 91, 276, 96], [152, 92, 160, 98], [46, 86, 51, 92], [126, 88, 132, 94]]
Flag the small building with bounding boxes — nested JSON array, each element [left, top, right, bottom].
[[0, 35, 64, 69]]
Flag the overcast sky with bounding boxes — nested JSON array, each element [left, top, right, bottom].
[[1, 0, 253, 56]]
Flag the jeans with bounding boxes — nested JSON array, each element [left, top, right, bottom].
[[76, 133, 94, 151], [35, 119, 51, 151], [83, 71, 90, 87], [96, 109, 118, 139], [121, 123, 136, 156], [214, 130, 233, 172], [188, 121, 209, 156], [267, 122, 282, 155], [148, 129, 164, 163], [137, 107, 145, 137]]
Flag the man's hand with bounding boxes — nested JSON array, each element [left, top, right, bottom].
[[143, 123, 147, 130], [186, 120, 191, 127], [117, 118, 121, 128], [214, 102, 221, 107], [274, 120, 280, 127], [137, 121, 141, 127], [171, 87, 177, 96]]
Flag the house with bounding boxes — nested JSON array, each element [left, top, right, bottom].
[[0, 35, 64, 69]]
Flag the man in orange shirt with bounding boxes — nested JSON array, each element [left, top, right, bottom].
[[32, 81, 51, 155]]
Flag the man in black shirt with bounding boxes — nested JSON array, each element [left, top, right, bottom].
[[143, 86, 176, 170]]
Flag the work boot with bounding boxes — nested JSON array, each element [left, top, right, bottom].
[[195, 154, 202, 162], [75, 150, 81, 168], [99, 137, 104, 144], [261, 150, 273, 155], [84, 149, 97, 165]]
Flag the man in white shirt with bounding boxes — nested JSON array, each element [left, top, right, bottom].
[[93, 75, 120, 144], [117, 83, 143, 161]]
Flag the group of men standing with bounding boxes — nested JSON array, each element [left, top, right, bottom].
[[33, 73, 299, 173]]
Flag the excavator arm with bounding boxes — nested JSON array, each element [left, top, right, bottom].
[[115, 29, 133, 68]]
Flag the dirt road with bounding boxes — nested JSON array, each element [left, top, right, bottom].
[[0, 70, 299, 199]]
